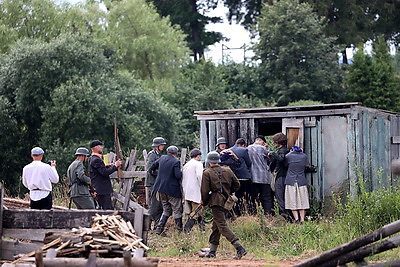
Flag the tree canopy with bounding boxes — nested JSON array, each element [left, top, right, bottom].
[[255, 0, 343, 106]]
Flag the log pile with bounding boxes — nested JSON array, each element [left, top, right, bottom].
[[11, 213, 151, 264]]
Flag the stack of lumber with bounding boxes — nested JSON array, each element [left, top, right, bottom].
[[11, 213, 150, 264]]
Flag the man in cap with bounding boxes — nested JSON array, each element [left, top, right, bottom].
[[150, 145, 183, 235], [201, 151, 246, 259], [247, 135, 273, 215], [182, 148, 204, 232], [89, 140, 122, 210], [67, 147, 95, 209], [22, 147, 59, 209], [146, 137, 166, 227]]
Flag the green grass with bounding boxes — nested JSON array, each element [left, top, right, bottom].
[[146, 183, 400, 263]]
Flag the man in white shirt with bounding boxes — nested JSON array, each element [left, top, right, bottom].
[[22, 147, 59, 209], [182, 148, 204, 232]]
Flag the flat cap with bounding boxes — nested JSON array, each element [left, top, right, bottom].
[[31, 147, 44, 155], [90, 140, 103, 148]]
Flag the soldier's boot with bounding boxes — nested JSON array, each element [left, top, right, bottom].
[[183, 218, 196, 233], [198, 216, 205, 232], [175, 217, 183, 232], [205, 244, 218, 258], [155, 215, 169, 236], [232, 240, 247, 260]]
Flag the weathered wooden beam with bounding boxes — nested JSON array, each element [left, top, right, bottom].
[[322, 234, 400, 267], [195, 108, 353, 121], [2, 229, 70, 242], [2, 210, 138, 229], [110, 171, 146, 179], [294, 219, 400, 267], [20, 257, 159, 267]]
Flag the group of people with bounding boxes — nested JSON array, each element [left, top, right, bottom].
[[22, 140, 122, 211], [21, 133, 310, 260]]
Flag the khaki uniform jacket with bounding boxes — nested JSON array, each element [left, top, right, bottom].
[[201, 165, 240, 208], [67, 159, 91, 197]]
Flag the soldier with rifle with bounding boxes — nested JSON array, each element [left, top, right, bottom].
[[67, 147, 95, 209]]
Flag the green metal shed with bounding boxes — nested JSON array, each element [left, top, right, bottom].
[[194, 102, 400, 209]]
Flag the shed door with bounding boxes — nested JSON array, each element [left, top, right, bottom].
[[282, 119, 304, 149]]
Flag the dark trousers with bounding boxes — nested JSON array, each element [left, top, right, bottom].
[[148, 186, 163, 223], [233, 179, 252, 216], [72, 196, 95, 209], [30, 192, 52, 210], [209, 206, 238, 246], [251, 183, 274, 215], [97, 194, 114, 210], [274, 176, 286, 214]]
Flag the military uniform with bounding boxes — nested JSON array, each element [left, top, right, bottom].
[[201, 164, 243, 252], [146, 149, 163, 222], [67, 159, 95, 209]]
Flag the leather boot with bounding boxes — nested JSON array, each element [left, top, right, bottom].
[[232, 240, 247, 260], [155, 215, 169, 235], [183, 218, 196, 233], [175, 217, 183, 232], [205, 244, 218, 258]]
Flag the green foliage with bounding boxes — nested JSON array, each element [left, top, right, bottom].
[[288, 100, 324, 106], [104, 0, 190, 81], [334, 176, 400, 238], [255, 0, 344, 106], [345, 37, 400, 112]]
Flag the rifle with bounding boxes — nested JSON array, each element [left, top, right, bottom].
[[114, 118, 124, 178]]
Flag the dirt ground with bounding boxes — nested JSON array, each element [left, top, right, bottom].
[[157, 257, 301, 266]]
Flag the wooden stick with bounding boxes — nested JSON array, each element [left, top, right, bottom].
[[11, 237, 62, 264]]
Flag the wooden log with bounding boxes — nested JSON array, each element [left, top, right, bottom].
[[294, 219, 400, 267], [322, 234, 400, 267], [35, 249, 44, 267], [24, 257, 159, 267]]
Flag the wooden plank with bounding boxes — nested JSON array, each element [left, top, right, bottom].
[[216, 120, 228, 144], [249, 118, 255, 143], [208, 121, 216, 152], [113, 193, 149, 215], [1, 239, 40, 261], [2, 210, 138, 229], [200, 120, 208, 160], [362, 111, 371, 190], [122, 179, 134, 211], [195, 108, 353, 121], [2, 229, 70, 242], [239, 119, 248, 143], [134, 206, 144, 239], [110, 171, 146, 179], [310, 122, 320, 201], [227, 119, 238, 146], [347, 114, 357, 199]]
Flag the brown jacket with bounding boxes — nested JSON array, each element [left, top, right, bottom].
[[201, 165, 240, 208]]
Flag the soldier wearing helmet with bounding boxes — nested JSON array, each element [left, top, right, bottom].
[[146, 137, 166, 227], [215, 137, 228, 153], [201, 151, 247, 260], [150, 145, 183, 235], [67, 147, 95, 209]]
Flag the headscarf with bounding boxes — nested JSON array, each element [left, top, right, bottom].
[[291, 146, 303, 152]]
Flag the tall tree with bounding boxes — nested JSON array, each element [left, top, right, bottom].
[[345, 37, 400, 112], [255, 0, 343, 106], [148, 0, 223, 61]]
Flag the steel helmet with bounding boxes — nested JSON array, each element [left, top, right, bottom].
[[215, 137, 227, 147], [152, 137, 166, 147], [166, 145, 179, 154], [206, 151, 220, 163], [75, 147, 90, 156]]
